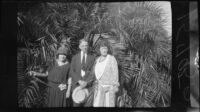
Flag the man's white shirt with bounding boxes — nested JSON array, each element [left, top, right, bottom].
[[81, 51, 87, 77]]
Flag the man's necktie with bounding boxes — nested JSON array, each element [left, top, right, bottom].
[[82, 54, 86, 71]]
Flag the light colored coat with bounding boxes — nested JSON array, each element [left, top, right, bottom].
[[93, 55, 119, 107]]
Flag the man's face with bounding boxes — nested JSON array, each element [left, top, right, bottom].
[[79, 41, 88, 53]]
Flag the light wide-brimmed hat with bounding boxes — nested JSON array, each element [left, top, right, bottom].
[[72, 86, 89, 104]]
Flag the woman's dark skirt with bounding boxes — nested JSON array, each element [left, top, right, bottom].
[[47, 82, 67, 107]]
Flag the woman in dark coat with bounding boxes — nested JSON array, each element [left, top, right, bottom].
[[30, 46, 70, 107]]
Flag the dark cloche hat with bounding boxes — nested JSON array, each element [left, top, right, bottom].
[[56, 46, 68, 56]]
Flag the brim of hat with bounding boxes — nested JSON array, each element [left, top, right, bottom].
[[72, 87, 89, 104], [56, 53, 67, 56]]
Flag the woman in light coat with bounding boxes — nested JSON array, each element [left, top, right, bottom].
[[92, 40, 119, 107]]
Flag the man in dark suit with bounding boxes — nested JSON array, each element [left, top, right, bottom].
[[69, 39, 96, 107]]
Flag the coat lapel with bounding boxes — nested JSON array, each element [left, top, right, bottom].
[[86, 54, 90, 68], [96, 55, 110, 81], [77, 52, 82, 74], [82, 54, 93, 79], [78, 52, 81, 65]]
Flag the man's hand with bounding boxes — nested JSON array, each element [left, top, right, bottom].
[[78, 80, 87, 88], [81, 70, 86, 77], [66, 90, 70, 98]]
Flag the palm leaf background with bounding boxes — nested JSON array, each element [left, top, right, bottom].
[[17, 2, 171, 107]]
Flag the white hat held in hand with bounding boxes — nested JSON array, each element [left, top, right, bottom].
[[72, 86, 89, 104]]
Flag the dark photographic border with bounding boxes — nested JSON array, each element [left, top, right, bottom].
[[0, 0, 196, 112]]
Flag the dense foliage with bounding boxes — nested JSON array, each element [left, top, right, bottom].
[[18, 2, 171, 107]]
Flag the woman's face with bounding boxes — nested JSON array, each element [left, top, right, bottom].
[[57, 54, 67, 62], [100, 46, 108, 56]]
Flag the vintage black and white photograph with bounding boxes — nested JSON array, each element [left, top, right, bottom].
[[17, 1, 172, 108]]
